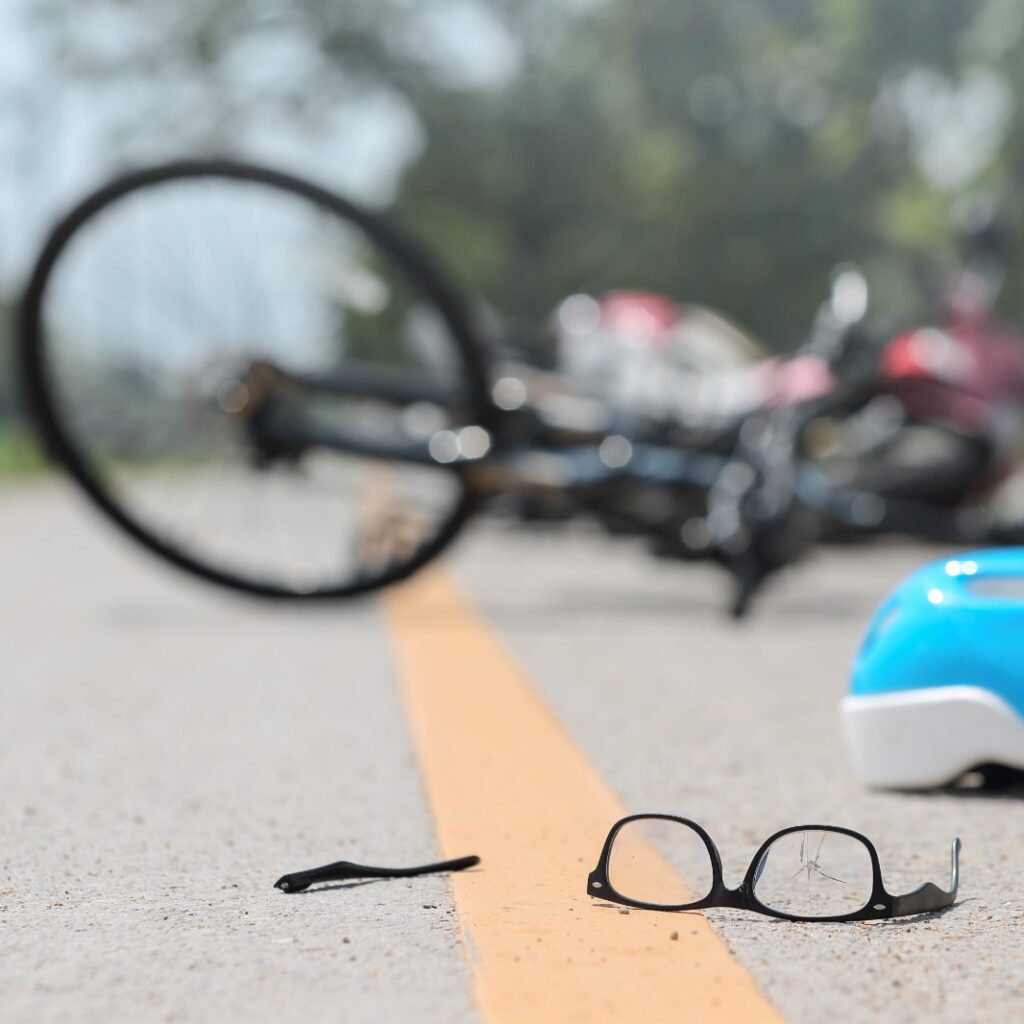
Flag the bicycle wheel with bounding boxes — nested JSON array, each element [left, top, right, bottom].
[[20, 159, 495, 599]]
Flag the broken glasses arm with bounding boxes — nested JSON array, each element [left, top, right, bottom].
[[891, 838, 960, 917], [274, 854, 480, 892]]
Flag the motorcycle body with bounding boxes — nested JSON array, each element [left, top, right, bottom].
[[544, 275, 1024, 541], [872, 313, 1024, 500]]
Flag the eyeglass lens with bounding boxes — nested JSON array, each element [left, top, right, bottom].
[[752, 830, 874, 918], [607, 818, 714, 907]]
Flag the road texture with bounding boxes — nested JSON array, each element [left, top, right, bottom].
[[3, 478, 1024, 1022]]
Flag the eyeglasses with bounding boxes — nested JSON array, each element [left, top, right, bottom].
[[588, 815, 960, 922]]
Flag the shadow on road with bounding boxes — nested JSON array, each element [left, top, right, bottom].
[[890, 765, 1024, 802]]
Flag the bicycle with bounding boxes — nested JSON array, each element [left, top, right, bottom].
[[18, 159, 1024, 615]]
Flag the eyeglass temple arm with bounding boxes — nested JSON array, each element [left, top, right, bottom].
[[891, 837, 960, 917], [274, 855, 480, 893]]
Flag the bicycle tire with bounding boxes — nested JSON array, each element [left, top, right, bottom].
[[19, 158, 496, 600]]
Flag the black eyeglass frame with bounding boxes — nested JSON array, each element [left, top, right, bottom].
[[587, 814, 960, 922]]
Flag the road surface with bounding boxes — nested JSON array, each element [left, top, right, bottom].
[[3, 478, 1022, 1022]]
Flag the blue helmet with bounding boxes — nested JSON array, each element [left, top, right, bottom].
[[842, 547, 1024, 788]]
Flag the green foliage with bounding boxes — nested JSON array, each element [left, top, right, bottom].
[[0, 294, 16, 421], [392, 0, 1009, 345], [0, 425, 45, 482], [0, 295, 46, 479], [28, 0, 1024, 346]]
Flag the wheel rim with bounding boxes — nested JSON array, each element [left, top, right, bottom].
[[20, 161, 491, 598]]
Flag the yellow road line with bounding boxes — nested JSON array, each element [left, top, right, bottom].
[[384, 570, 784, 1024]]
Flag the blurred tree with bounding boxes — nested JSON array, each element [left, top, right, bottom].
[[391, 0, 1001, 345], [0, 294, 43, 478], [27, 0, 1024, 346], [0, 296, 14, 420]]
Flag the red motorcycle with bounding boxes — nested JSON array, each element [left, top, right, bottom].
[[694, 243, 1024, 609]]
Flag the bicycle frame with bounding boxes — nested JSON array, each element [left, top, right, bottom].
[[241, 355, 1001, 616]]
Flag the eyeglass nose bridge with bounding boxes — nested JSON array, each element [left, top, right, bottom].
[[716, 883, 753, 911]]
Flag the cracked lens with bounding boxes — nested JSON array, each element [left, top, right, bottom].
[[753, 830, 873, 918]]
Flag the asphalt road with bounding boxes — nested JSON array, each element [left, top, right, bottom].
[[3, 479, 1024, 1022]]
